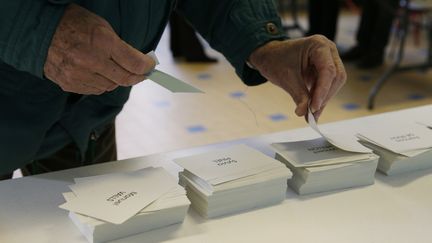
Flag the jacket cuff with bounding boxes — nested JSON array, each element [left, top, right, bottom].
[[233, 20, 288, 86], [1, 1, 67, 79]]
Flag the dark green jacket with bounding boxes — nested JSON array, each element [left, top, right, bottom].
[[0, 0, 286, 174]]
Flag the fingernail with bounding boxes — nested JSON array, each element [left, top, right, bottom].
[[314, 110, 322, 121], [311, 101, 322, 114], [295, 106, 302, 116]]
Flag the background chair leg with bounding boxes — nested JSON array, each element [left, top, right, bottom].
[[367, 65, 398, 110]]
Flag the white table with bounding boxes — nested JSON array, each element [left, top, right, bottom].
[[1, 105, 432, 243]]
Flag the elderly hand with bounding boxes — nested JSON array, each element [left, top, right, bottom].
[[44, 4, 156, 95], [249, 35, 346, 120]]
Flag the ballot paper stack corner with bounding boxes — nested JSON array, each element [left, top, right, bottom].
[[271, 108, 379, 195], [357, 121, 432, 175], [59, 167, 190, 243], [173, 144, 292, 218]]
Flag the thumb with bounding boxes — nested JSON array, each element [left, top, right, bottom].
[[111, 38, 156, 75]]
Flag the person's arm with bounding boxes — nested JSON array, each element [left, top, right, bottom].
[[0, 1, 155, 95], [0, 0, 68, 78], [175, 0, 286, 86], [176, 0, 346, 119]]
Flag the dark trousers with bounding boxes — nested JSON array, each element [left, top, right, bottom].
[[169, 11, 207, 59], [356, 0, 399, 52], [308, 0, 341, 41], [0, 123, 117, 180]]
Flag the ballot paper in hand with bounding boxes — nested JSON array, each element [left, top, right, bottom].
[[416, 116, 432, 129], [59, 167, 177, 224], [146, 51, 203, 93], [307, 108, 371, 153]]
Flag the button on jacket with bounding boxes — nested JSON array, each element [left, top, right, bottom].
[[0, 0, 287, 173]]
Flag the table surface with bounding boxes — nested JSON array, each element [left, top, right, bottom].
[[1, 105, 432, 243]]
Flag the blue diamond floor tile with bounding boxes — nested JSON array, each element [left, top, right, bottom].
[[197, 73, 211, 80], [407, 93, 425, 100], [342, 103, 360, 110], [268, 113, 288, 121], [186, 125, 207, 133], [153, 100, 170, 108], [229, 91, 245, 98], [359, 74, 372, 82]]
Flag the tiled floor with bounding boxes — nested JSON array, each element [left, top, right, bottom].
[[116, 12, 432, 160]]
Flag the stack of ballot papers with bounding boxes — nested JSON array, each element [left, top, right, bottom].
[[357, 122, 432, 175], [272, 137, 379, 195], [173, 144, 292, 218], [59, 167, 190, 243], [271, 109, 378, 195]]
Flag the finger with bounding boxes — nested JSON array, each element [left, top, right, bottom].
[[316, 49, 347, 116], [88, 73, 119, 91], [110, 39, 156, 75], [96, 58, 146, 86], [62, 81, 105, 95], [276, 72, 310, 117], [295, 96, 310, 117], [69, 79, 107, 95], [74, 70, 119, 91], [309, 45, 337, 113], [80, 84, 105, 95], [314, 108, 323, 121]]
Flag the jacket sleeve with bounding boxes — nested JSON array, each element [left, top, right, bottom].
[[176, 0, 288, 86], [0, 0, 69, 79]]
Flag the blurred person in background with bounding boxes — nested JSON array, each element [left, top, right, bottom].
[[341, 0, 399, 69]]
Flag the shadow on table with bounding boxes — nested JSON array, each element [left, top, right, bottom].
[[111, 209, 206, 243], [286, 186, 368, 201], [375, 168, 432, 187], [110, 223, 184, 243]]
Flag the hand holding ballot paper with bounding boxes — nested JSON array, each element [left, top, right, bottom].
[[146, 51, 203, 93]]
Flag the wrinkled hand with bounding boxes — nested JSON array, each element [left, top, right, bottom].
[[249, 35, 346, 120], [44, 4, 156, 95]]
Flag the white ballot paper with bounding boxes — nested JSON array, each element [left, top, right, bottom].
[[59, 167, 177, 224], [146, 51, 203, 93], [416, 118, 432, 129], [174, 144, 284, 185], [307, 108, 372, 153], [271, 137, 373, 167], [357, 123, 432, 157]]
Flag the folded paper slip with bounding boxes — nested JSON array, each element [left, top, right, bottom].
[[307, 108, 371, 153], [174, 144, 292, 218], [146, 51, 203, 93], [357, 122, 432, 175], [361, 141, 432, 175], [356, 122, 432, 157], [59, 167, 180, 224], [63, 186, 190, 243], [272, 137, 378, 195]]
